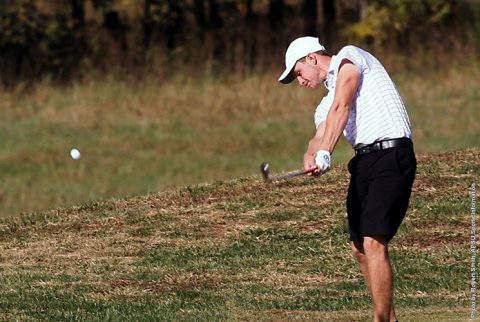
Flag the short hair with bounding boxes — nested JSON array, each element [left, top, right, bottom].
[[298, 50, 331, 63]]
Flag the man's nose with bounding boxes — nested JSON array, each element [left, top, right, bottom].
[[297, 76, 305, 86]]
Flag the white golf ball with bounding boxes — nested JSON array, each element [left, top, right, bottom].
[[70, 148, 81, 160]]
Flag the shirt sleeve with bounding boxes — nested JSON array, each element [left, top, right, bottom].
[[335, 46, 370, 74]]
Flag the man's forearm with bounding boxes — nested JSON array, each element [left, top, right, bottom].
[[305, 137, 323, 157], [319, 103, 350, 153]]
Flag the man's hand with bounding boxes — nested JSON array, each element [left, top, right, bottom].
[[315, 150, 331, 174], [303, 152, 318, 175]]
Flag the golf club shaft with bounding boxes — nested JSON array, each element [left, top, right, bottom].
[[270, 168, 313, 182]]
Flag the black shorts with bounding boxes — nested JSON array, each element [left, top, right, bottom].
[[347, 144, 416, 243]]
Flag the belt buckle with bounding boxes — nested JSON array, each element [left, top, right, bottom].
[[360, 146, 370, 154]]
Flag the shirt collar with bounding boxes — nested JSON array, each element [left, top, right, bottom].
[[323, 55, 337, 90]]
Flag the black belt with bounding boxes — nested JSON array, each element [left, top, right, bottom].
[[355, 138, 412, 155]]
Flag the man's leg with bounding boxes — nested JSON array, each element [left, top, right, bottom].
[[352, 238, 397, 322], [351, 241, 372, 293]]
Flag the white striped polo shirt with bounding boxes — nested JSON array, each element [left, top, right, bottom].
[[314, 45, 412, 148]]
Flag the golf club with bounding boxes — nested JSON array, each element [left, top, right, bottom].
[[260, 162, 317, 183]]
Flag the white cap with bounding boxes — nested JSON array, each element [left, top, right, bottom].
[[278, 36, 326, 84]]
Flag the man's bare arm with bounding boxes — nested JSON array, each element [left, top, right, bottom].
[[319, 60, 360, 153], [304, 121, 325, 171], [306, 121, 326, 155]]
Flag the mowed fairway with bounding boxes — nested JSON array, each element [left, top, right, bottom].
[[0, 148, 477, 321]]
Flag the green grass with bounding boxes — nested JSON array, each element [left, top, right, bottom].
[[0, 147, 477, 321], [1, 62, 479, 217]]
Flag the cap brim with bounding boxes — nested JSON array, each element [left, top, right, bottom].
[[278, 65, 296, 84]]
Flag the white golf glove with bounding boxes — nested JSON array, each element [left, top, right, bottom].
[[315, 150, 331, 173]]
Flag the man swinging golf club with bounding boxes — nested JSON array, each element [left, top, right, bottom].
[[278, 36, 416, 322]]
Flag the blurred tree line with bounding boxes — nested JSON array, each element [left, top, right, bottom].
[[0, 0, 478, 85]]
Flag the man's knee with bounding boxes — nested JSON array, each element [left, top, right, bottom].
[[351, 241, 366, 262], [363, 235, 388, 256]]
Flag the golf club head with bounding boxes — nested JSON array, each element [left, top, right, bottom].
[[260, 162, 318, 184], [260, 162, 270, 181]]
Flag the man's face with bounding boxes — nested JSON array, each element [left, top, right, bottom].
[[292, 57, 324, 89]]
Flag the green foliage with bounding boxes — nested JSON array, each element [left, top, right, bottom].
[[0, 0, 478, 84], [0, 1, 80, 82], [343, 4, 391, 47], [343, 0, 466, 49]]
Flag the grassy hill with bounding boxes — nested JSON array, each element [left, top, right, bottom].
[[0, 147, 478, 321]]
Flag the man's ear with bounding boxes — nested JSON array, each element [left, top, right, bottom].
[[305, 53, 317, 65]]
